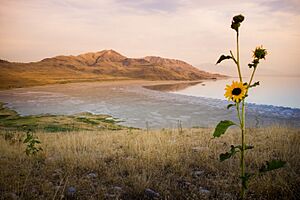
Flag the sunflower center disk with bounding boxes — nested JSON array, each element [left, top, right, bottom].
[[232, 88, 242, 95]]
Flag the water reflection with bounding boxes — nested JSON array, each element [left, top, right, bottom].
[[148, 76, 300, 109], [144, 81, 202, 92]]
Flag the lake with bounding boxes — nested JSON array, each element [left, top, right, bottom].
[[0, 80, 299, 129], [170, 76, 300, 109]]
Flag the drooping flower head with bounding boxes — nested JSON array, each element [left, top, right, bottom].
[[224, 81, 247, 103], [233, 15, 245, 23], [231, 14, 245, 32]]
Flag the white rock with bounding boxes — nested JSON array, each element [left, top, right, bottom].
[[199, 187, 210, 194], [145, 188, 160, 198]]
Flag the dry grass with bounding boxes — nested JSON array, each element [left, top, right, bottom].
[[0, 126, 299, 199]]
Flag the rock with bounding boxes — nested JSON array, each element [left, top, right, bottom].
[[191, 170, 205, 177], [177, 180, 191, 189], [87, 172, 98, 179], [144, 188, 160, 199], [113, 186, 123, 192], [65, 186, 76, 199], [199, 187, 210, 194]]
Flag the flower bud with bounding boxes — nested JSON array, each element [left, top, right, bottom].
[[253, 46, 267, 60]]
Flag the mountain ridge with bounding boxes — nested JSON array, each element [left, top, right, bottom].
[[0, 49, 226, 89]]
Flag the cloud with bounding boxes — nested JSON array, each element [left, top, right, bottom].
[[114, 0, 182, 13], [259, 0, 300, 13]]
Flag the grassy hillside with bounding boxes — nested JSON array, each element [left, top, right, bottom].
[[0, 50, 225, 90]]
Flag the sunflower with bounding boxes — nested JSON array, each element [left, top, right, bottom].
[[224, 81, 247, 103]]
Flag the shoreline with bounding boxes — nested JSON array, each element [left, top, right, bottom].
[[0, 77, 224, 92]]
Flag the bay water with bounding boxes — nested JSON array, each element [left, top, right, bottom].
[[171, 76, 300, 109]]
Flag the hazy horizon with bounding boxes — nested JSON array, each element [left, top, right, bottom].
[[1, 0, 300, 76]]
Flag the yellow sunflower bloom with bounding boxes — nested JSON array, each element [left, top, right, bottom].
[[224, 81, 247, 103]]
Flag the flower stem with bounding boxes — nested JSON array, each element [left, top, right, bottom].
[[236, 103, 242, 125], [248, 67, 257, 89], [236, 29, 246, 199], [236, 31, 243, 82], [241, 99, 246, 199]]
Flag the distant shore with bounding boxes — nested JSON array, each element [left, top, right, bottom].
[[0, 77, 224, 91]]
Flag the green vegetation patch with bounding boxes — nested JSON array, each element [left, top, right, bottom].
[[43, 124, 77, 132], [0, 102, 127, 132], [76, 117, 99, 125]]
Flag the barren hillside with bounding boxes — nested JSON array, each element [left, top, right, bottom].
[[0, 50, 225, 89]]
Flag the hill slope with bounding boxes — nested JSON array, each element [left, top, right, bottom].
[[0, 50, 225, 89]]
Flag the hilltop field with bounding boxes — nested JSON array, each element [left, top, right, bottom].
[[0, 104, 299, 200]]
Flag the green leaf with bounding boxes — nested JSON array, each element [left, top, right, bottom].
[[240, 173, 253, 189], [249, 81, 260, 88], [248, 63, 254, 68], [220, 152, 233, 162], [23, 136, 31, 143], [213, 120, 235, 138], [23, 138, 29, 143], [245, 145, 254, 150], [249, 59, 260, 68], [34, 140, 41, 144], [219, 144, 254, 162], [220, 145, 238, 161], [236, 145, 254, 151], [216, 55, 232, 64], [227, 104, 236, 109], [259, 160, 286, 173]]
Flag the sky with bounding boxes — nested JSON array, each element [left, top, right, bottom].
[[0, 0, 299, 76]]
